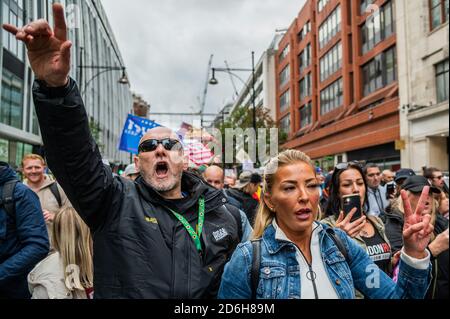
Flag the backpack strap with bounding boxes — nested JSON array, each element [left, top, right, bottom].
[[1, 180, 18, 224], [49, 182, 62, 208], [250, 239, 261, 299], [326, 228, 349, 262]]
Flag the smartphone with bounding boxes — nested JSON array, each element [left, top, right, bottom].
[[386, 182, 396, 199], [341, 194, 362, 222]]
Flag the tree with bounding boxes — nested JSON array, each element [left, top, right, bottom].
[[89, 117, 104, 153]]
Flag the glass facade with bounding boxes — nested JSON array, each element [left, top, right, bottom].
[[300, 101, 312, 128], [280, 89, 291, 113], [361, 1, 395, 54], [320, 77, 343, 115], [318, 5, 341, 49], [436, 59, 449, 103], [320, 41, 342, 82], [362, 46, 397, 96]]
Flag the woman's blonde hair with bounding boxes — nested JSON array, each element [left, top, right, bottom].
[[251, 150, 315, 239], [52, 206, 93, 291]]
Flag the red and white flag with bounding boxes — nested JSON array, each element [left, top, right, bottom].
[[184, 139, 214, 167]]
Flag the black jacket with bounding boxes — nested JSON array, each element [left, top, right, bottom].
[[384, 206, 404, 254], [33, 79, 240, 299], [226, 188, 259, 226]]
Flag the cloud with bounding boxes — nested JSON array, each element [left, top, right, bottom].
[[101, 0, 305, 128]]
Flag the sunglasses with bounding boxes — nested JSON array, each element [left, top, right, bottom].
[[335, 161, 364, 171], [138, 138, 183, 153]]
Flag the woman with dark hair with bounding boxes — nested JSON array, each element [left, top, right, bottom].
[[322, 162, 392, 276]]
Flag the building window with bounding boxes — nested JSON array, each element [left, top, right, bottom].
[[299, 43, 312, 74], [362, 46, 397, 96], [2, 0, 25, 61], [430, 0, 449, 30], [319, 5, 341, 49], [1, 68, 24, 130], [320, 42, 342, 82], [299, 73, 312, 101], [436, 59, 449, 103], [360, 0, 376, 15], [318, 0, 331, 12], [280, 90, 291, 113], [361, 1, 395, 54], [280, 65, 290, 87], [297, 21, 311, 42], [300, 102, 312, 128], [279, 44, 290, 62], [320, 77, 343, 115], [280, 115, 291, 136]]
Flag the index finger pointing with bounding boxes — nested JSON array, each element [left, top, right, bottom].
[[2, 24, 19, 35], [52, 3, 67, 41]]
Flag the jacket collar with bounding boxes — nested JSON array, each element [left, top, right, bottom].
[[262, 221, 328, 255]]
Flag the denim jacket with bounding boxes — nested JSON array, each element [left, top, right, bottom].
[[218, 222, 431, 299]]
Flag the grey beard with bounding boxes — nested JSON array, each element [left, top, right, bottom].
[[143, 171, 182, 193]]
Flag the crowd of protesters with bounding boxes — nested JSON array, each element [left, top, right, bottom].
[[1, 3, 448, 300]]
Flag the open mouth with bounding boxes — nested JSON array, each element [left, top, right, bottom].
[[155, 162, 169, 178], [295, 208, 312, 221]]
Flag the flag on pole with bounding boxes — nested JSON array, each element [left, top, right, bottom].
[[183, 139, 214, 167], [119, 114, 161, 154]]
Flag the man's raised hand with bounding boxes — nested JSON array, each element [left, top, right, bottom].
[[2, 3, 71, 87]]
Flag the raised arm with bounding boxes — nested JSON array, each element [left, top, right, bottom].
[[2, 4, 121, 230]]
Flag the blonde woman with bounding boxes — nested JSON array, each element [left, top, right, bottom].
[[28, 207, 93, 299], [218, 150, 432, 299]]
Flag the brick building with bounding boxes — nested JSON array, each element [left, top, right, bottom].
[[276, 0, 400, 171]]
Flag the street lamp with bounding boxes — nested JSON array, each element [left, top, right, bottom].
[[78, 47, 129, 97], [209, 51, 256, 134], [78, 65, 129, 97], [209, 52, 259, 167]]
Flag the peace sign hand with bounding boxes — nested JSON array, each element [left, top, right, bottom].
[[2, 3, 71, 87], [401, 187, 434, 259]]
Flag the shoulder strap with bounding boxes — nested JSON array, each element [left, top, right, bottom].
[[326, 228, 349, 262], [49, 182, 62, 208], [250, 239, 261, 300], [1, 180, 18, 221], [226, 205, 243, 241]]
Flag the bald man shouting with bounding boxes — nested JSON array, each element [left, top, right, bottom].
[[3, 4, 240, 299]]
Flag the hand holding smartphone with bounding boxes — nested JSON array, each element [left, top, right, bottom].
[[386, 182, 396, 199]]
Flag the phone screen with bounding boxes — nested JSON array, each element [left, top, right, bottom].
[[341, 194, 362, 222], [386, 183, 396, 198]]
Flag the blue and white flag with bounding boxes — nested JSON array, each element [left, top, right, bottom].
[[119, 114, 161, 154]]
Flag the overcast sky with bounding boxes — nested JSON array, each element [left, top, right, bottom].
[[101, 0, 305, 129]]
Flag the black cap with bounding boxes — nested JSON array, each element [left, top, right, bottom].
[[401, 175, 441, 194], [250, 173, 262, 184], [395, 169, 416, 183]]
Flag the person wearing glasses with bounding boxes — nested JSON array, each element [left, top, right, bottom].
[[423, 167, 449, 196], [218, 150, 432, 299], [3, 4, 241, 298], [364, 164, 390, 219]]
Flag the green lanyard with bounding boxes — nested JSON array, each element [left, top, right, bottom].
[[168, 197, 205, 252]]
